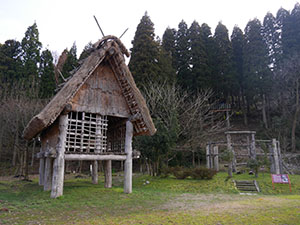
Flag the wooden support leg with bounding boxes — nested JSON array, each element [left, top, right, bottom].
[[104, 160, 112, 188], [44, 157, 53, 191], [226, 134, 236, 172], [272, 139, 280, 174], [92, 160, 98, 184], [124, 120, 133, 194], [39, 157, 45, 186], [232, 156, 237, 173], [51, 114, 68, 198], [206, 145, 210, 169], [250, 134, 256, 159], [213, 146, 219, 171]]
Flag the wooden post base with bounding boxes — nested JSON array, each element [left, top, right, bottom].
[[104, 160, 112, 188]]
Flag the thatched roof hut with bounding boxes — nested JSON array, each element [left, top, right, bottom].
[[23, 36, 156, 198]]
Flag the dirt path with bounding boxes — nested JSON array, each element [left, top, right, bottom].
[[160, 193, 296, 214]]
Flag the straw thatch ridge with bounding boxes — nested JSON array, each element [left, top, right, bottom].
[[23, 36, 156, 140]]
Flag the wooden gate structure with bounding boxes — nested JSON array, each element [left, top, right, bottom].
[[23, 36, 156, 198], [206, 131, 283, 174]]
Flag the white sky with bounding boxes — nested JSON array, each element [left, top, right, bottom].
[[0, 0, 299, 59]]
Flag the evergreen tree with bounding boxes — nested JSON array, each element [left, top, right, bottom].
[[162, 28, 177, 69], [187, 21, 210, 91], [129, 12, 162, 88], [285, 3, 300, 56], [62, 42, 79, 79], [244, 19, 270, 94], [39, 49, 55, 98], [0, 40, 22, 87], [79, 41, 93, 61], [21, 22, 42, 92], [213, 22, 235, 99], [199, 23, 215, 89], [231, 26, 245, 91], [244, 19, 271, 128], [263, 12, 279, 70], [157, 46, 177, 85], [276, 7, 290, 61], [231, 26, 248, 124], [175, 20, 191, 89]]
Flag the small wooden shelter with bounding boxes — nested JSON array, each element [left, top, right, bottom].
[[23, 36, 156, 198]]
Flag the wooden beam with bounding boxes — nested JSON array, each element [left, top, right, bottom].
[[124, 120, 133, 194], [64, 154, 126, 161], [104, 160, 112, 188], [51, 114, 68, 198], [225, 131, 256, 135]]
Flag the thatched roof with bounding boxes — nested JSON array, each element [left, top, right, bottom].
[[23, 35, 156, 140]]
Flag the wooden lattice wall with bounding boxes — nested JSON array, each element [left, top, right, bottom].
[[65, 111, 108, 153]]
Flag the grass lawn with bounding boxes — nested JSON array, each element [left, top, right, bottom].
[[0, 172, 300, 224]]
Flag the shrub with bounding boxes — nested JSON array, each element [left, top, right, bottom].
[[160, 166, 172, 178], [171, 166, 190, 179], [165, 166, 217, 180], [190, 167, 217, 180]]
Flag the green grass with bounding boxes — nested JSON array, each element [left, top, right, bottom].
[[0, 172, 300, 224]]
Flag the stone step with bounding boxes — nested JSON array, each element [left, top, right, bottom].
[[234, 180, 260, 192]]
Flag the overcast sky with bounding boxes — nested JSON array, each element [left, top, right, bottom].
[[0, 0, 299, 59]]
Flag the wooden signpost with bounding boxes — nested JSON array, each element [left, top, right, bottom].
[[271, 174, 292, 192]]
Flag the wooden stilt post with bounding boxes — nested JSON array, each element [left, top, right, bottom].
[[206, 144, 210, 169], [39, 155, 45, 186], [250, 133, 256, 160], [272, 138, 280, 174], [210, 146, 213, 169], [277, 140, 283, 174], [124, 120, 133, 194], [213, 145, 219, 171], [38, 141, 48, 186], [226, 133, 236, 172], [92, 160, 98, 184], [51, 114, 68, 198], [246, 136, 250, 156], [226, 110, 230, 129], [269, 142, 275, 173], [44, 157, 53, 191], [104, 160, 112, 188]]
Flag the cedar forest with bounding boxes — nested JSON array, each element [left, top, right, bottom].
[[1, 4, 300, 177]]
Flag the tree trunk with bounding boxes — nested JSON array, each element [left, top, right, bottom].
[[24, 141, 29, 180], [262, 94, 268, 129], [228, 162, 233, 178], [292, 79, 300, 152], [192, 150, 195, 168], [12, 127, 19, 166], [242, 94, 248, 126], [0, 127, 3, 161], [20, 150, 24, 177]]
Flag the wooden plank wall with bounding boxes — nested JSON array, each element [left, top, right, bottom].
[[70, 63, 130, 118]]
